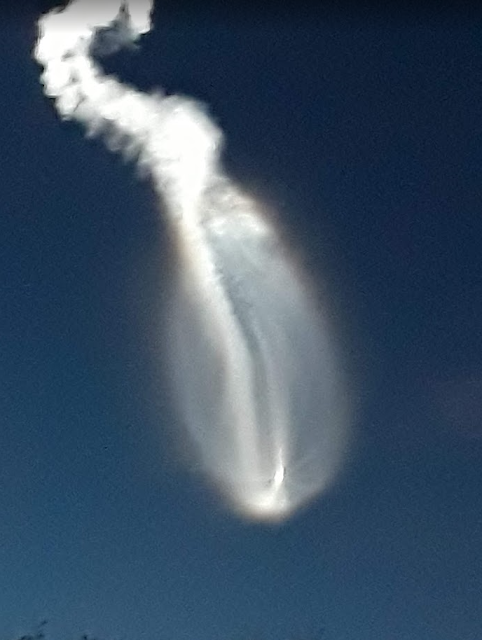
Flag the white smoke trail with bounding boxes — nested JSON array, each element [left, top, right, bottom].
[[35, 0, 352, 521]]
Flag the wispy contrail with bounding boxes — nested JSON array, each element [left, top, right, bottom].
[[35, 0, 351, 521]]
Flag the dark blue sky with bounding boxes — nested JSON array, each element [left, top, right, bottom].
[[1, 3, 482, 639]]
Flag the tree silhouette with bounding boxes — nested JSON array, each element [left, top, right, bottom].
[[11, 622, 100, 640]]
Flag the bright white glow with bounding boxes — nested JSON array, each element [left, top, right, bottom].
[[34, 0, 351, 521]]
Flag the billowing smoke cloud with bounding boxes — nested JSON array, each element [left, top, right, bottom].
[[89, 3, 140, 57], [35, 0, 351, 521]]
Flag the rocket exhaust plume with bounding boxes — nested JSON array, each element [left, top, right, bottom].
[[35, 0, 352, 521]]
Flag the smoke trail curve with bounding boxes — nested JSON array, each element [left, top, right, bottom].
[[34, 0, 351, 521]]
